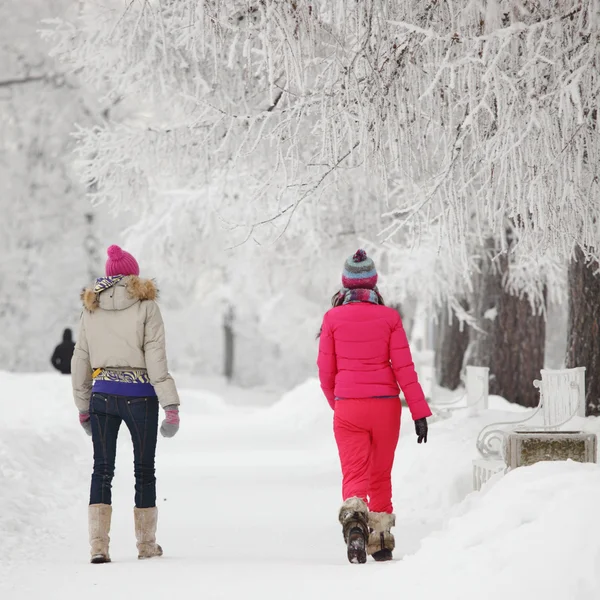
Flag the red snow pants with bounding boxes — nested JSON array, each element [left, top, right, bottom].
[[333, 398, 401, 514]]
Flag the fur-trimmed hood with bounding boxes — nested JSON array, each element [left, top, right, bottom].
[[82, 276, 158, 312]]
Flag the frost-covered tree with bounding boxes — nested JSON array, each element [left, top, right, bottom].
[[45, 0, 599, 253], [45, 1, 600, 400], [119, 173, 390, 386], [385, 227, 562, 404], [0, 0, 110, 370]]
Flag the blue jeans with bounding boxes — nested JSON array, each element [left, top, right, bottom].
[[89, 392, 159, 508]]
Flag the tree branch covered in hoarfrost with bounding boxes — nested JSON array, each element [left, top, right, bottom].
[[43, 0, 600, 303]]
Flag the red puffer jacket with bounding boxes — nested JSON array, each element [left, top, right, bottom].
[[317, 302, 431, 421]]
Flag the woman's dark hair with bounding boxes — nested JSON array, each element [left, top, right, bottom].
[[331, 290, 344, 308]]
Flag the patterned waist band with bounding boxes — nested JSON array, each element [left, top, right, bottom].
[[93, 368, 152, 384], [92, 368, 156, 398]]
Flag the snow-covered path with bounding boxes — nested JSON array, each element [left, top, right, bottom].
[[3, 374, 600, 600], [2, 377, 433, 598]]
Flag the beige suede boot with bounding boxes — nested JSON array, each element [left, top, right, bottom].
[[134, 507, 163, 559], [338, 497, 369, 564], [88, 504, 112, 564], [367, 512, 395, 562]]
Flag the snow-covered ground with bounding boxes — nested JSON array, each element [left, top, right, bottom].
[[2, 373, 600, 600]]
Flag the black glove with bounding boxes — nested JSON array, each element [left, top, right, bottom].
[[415, 418, 428, 444]]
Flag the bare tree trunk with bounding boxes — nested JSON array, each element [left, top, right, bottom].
[[223, 305, 235, 382], [434, 301, 469, 390], [566, 245, 600, 416], [493, 286, 546, 407], [466, 240, 546, 407], [465, 239, 504, 374], [84, 212, 101, 281]]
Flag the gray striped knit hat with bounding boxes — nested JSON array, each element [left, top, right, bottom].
[[342, 249, 378, 289]]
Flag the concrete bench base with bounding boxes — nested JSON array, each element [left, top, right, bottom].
[[504, 431, 597, 469]]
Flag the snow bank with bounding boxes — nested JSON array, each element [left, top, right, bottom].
[[265, 378, 331, 429], [3, 372, 600, 600], [179, 388, 232, 416], [396, 461, 600, 600], [174, 373, 281, 407], [0, 373, 89, 555]]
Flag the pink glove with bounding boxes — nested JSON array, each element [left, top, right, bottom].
[[160, 406, 180, 438], [79, 412, 92, 436]]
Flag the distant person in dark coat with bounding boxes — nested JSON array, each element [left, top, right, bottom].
[[51, 328, 76, 375]]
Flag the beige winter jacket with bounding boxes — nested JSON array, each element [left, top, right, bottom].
[[71, 276, 180, 412]]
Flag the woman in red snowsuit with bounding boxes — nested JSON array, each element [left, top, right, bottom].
[[317, 249, 431, 564]]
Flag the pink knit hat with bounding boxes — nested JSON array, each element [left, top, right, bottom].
[[105, 245, 140, 277]]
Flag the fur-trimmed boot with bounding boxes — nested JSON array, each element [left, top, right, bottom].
[[338, 497, 369, 564], [367, 512, 395, 562], [89, 504, 112, 564], [134, 507, 163, 559]]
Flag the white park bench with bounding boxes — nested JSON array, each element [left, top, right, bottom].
[[472, 367, 586, 491], [427, 365, 491, 414]]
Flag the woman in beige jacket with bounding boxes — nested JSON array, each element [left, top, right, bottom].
[[72, 245, 180, 564]]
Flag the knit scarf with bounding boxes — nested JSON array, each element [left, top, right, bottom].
[[334, 287, 381, 306]]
